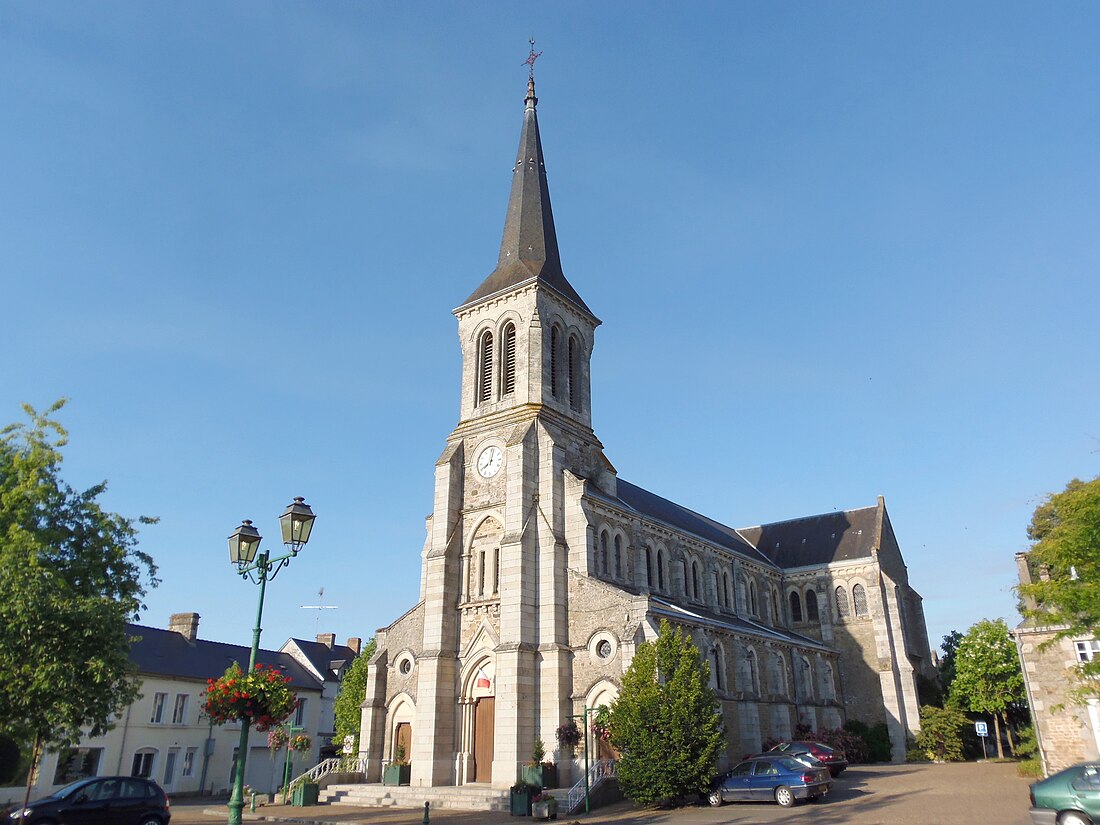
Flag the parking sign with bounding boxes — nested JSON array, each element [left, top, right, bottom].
[[975, 721, 988, 737]]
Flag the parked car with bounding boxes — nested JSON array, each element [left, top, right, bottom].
[[708, 754, 833, 808], [768, 740, 849, 776], [1029, 762, 1100, 825], [7, 776, 171, 825]]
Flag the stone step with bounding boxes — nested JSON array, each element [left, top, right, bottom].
[[319, 783, 511, 812]]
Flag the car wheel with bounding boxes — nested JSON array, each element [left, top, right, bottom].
[[138, 818, 164, 825], [707, 789, 723, 807], [1058, 813, 1091, 825], [775, 785, 795, 807]]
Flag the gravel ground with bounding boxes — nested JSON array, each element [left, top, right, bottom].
[[167, 762, 1035, 825]]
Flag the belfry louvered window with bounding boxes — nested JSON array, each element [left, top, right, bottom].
[[568, 335, 580, 410], [501, 323, 516, 395], [477, 331, 493, 405], [550, 326, 561, 398]]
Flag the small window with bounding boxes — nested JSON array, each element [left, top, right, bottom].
[[398, 655, 414, 675], [599, 531, 609, 575], [171, 694, 188, 725], [749, 581, 758, 616], [294, 698, 307, 727], [596, 640, 613, 659], [477, 330, 494, 405], [657, 549, 665, 591], [645, 546, 654, 588], [182, 748, 197, 778], [131, 750, 155, 779], [789, 591, 803, 623], [493, 547, 500, 594], [806, 590, 819, 622], [150, 692, 167, 724], [568, 335, 581, 411], [691, 561, 700, 601], [1076, 640, 1100, 663], [550, 325, 561, 398], [852, 583, 868, 616], [835, 586, 850, 619], [614, 535, 623, 579]]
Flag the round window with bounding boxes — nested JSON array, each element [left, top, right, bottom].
[[399, 657, 412, 675], [596, 640, 613, 659]]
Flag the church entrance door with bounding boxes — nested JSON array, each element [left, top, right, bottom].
[[394, 722, 412, 762], [473, 697, 495, 782]]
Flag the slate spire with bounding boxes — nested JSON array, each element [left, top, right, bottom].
[[459, 77, 593, 316]]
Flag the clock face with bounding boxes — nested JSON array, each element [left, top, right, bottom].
[[476, 445, 503, 478]]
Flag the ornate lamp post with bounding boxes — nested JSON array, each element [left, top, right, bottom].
[[225, 497, 316, 825]]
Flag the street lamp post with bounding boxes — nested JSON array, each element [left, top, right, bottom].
[[225, 497, 316, 825]]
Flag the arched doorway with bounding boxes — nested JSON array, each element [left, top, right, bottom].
[[460, 657, 496, 784]]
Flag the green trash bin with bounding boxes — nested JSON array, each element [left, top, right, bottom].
[[291, 782, 319, 806]]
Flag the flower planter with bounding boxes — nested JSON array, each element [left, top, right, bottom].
[[532, 798, 558, 820], [521, 764, 557, 789], [291, 782, 319, 807], [510, 787, 536, 816], [382, 764, 411, 786]]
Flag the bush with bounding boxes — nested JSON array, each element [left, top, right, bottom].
[[1017, 757, 1043, 777], [906, 748, 931, 762], [844, 720, 891, 762], [915, 705, 969, 761]]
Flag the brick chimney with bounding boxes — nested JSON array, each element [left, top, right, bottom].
[[346, 637, 362, 655], [169, 612, 200, 641], [316, 633, 336, 648]]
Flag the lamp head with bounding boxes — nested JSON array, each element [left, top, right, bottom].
[[228, 519, 262, 567], [280, 497, 315, 548]]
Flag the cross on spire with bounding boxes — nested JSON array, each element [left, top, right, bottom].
[[523, 38, 542, 81]]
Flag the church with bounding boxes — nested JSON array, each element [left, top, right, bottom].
[[359, 74, 934, 790]]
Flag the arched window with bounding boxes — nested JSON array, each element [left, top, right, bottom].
[[798, 656, 814, 700], [723, 572, 731, 609], [852, 583, 868, 616], [749, 580, 758, 616], [657, 549, 665, 591], [805, 589, 819, 622], [493, 548, 500, 594], [771, 587, 780, 624], [714, 572, 721, 607], [645, 546, 653, 588], [613, 535, 623, 579], [743, 649, 759, 694], [691, 561, 700, 600], [568, 335, 581, 411], [549, 325, 561, 399], [501, 323, 516, 396], [599, 531, 609, 575], [789, 590, 803, 623], [711, 647, 724, 691], [478, 549, 486, 597], [835, 586, 850, 619], [476, 330, 494, 405]]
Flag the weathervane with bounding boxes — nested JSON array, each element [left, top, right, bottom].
[[523, 37, 542, 81]]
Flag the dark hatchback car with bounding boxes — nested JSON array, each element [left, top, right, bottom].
[[768, 740, 849, 776], [708, 754, 832, 808], [1029, 762, 1100, 825], [7, 776, 170, 825]]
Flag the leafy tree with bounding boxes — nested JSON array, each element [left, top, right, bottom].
[[914, 704, 969, 761], [608, 620, 724, 806], [938, 630, 964, 700], [1019, 475, 1100, 703], [0, 401, 157, 809], [950, 619, 1026, 758], [332, 638, 375, 753]]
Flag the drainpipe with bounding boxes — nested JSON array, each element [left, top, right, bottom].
[[115, 703, 134, 774], [1013, 630, 1048, 777]]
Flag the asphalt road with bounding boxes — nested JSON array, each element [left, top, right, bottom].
[[168, 762, 1035, 825]]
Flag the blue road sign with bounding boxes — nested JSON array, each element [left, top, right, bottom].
[[975, 721, 989, 737]]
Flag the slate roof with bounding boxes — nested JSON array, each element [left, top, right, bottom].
[[649, 597, 831, 652], [606, 479, 775, 567], [127, 624, 322, 692], [738, 505, 881, 568], [457, 79, 594, 318], [285, 637, 358, 680]]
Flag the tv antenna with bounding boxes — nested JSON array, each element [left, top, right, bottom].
[[300, 586, 339, 633]]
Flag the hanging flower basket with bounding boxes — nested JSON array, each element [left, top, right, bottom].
[[591, 706, 612, 743], [555, 721, 582, 750], [204, 662, 298, 731], [289, 734, 312, 752], [268, 727, 289, 751]]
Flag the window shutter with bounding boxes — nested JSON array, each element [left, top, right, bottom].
[[502, 324, 516, 395]]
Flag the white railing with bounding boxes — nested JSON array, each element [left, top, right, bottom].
[[564, 759, 617, 813], [288, 756, 367, 789]]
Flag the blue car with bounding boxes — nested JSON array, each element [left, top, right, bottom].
[[708, 754, 833, 808]]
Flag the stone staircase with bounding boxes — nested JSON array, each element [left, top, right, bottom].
[[319, 783, 511, 812]]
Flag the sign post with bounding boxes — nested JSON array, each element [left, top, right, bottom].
[[975, 721, 989, 760]]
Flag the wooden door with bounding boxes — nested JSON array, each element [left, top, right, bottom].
[[394, 722, 412, 762], [473, 697, 495, 782]]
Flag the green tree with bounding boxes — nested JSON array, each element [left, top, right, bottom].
[[1019, 475, 1100, 703], [0, 401, 157, 809], [950, 619, 1026, 758], [608, 620, 724, 806], [938, 629, 964, 700], [915, 704, 970, 761], [332, 638, 375, 753]]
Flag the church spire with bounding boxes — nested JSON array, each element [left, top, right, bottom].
[[459, 47, 593, 317]]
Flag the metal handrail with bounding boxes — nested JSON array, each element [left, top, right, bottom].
[[564, 759, 617, 813], [287, 756, 367, 789]]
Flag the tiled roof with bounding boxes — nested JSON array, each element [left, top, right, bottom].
[[739, 505, 881, 567], [608, 479, 775, 566], [127, 624, 322, 692]]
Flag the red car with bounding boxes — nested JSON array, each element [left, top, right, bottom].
[[768, 741, 849, 777]]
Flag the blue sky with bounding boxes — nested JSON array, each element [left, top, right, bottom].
[[3, 2, 1097, 658]]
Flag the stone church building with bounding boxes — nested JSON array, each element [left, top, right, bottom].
[[359, 77, 934, 789]]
